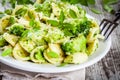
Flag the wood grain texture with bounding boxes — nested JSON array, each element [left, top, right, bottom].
[[85, 0, 120, 80]]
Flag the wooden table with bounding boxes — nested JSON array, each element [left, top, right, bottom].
[[85, 1, 120, 80]]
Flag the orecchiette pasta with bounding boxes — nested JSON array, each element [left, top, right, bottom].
[[3, 33, 19, 46], [0, 0, 103, 66], [13, 43, 30, 60]]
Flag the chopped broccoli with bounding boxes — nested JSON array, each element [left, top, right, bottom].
[[29, 19, 41, 29], [62, 34, 86, 54], [76, 18, 91, 36], [35, 50, 46, 62], [59, 22, 76, 36], [0, 35, 7, 47], [34, 1, 52, 17], [59, 18, 91, 37], [9, 16, 16, 25], [41, 2, 52, 17], [9, 23, 25, 36]]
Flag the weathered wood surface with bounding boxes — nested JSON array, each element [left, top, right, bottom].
[[85, 0, 120, 80]]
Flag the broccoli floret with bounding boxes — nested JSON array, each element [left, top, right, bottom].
[[61, 18, 91, 37], [0, 35, 7, 47], [9, 23, 25, 36], [42, 2, 52, 17], [76, 18, 91, 36], [62, 34, 86, 55]]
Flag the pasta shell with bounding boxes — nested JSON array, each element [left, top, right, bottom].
[[43, 43, 64, 65], [13, 43, 30, 61], [3, 33, 19, 46], [30, 46, 47, 63], [64, 52, 88, 64], [87, 39, 99, 55]]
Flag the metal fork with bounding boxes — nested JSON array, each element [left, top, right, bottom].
[[100, 9, 120, 40]]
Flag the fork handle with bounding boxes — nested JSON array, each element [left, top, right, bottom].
[[114, 9, 120, 22], [114, 14, 120, 22]]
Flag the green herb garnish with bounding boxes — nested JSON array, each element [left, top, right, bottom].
[[1, 48, 12, 57], [59, 10, 65, 23], [28, 11, 35, 19], [69, 9, 77, 18], [35, 51, 45, 61], [90, 8, 101, 14], [5, 9, 12, 15], [47, 20, 59, 26], [47, 51, 59, 58], [0, 12, 5, 19], [9, 16, 16, 24]]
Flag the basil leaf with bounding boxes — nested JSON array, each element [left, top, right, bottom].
[[61, 23, 75, 36], [63, 23, 73, 28], [90, 8, 101, 14], [78, 0, 88, 6], [69, 0, 80, 4], [59, 10, 65, 23], [1, 48, 12, 57], [28, 11, 35, 19], [34, 3, 42, 12], [15, 8, 27, 18], [17, 0, 34, 4], [9, 17, 16, 24], [29, 19, 40, 29], [35, 51, 44, 60], [29, 19, 34, 27], [0, 12, 5, 19], [103, 0, 118, 5], [47, 20, 59, 26], [2, 0, 6, 6], [9, 0, 16, 8], [0, 36, 7, 47], [103, 5, 113, 13], [15, 8, 24, 15], [63, 29, 74, 36], [47, 51, 59, 58], [103, 0, 118, 13], [5, 9, 12, 15], [21, 30, 29, 37], [87, 0, 95, 5], [69, 9, 77, 18]]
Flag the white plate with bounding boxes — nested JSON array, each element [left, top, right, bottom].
[[0, 15, 111, 73]]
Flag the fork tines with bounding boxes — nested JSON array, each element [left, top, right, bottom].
[[100, 19, 118, 40]]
